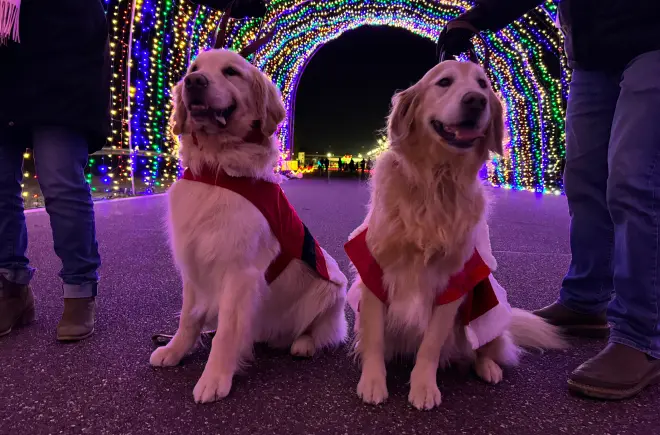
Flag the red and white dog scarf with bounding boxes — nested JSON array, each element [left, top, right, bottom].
[[182, 166, 342, 285], [344, 227, 512, 349]]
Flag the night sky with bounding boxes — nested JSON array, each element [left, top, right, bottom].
[[293, 26, 438, 157]]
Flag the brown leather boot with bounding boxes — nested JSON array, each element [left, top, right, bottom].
[[57, 297, 96, 342], [0, 275, 36, 337], [568, 343, 660, 400], [533, 302, 609, 338]]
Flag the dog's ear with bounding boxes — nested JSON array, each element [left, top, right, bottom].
[[251, 71, 286, 137], [170, 81, 187, 136], [485, 92, 505, 155], [387, 86, 418, 144]]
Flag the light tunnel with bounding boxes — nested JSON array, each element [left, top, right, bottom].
[[104, 0, 568, 194]]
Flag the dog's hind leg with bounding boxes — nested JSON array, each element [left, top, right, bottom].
[[193, 267, 263, 404], [150, 280, 204, 367], [474, 332, 521, 385], [291, 290, 347, 357]]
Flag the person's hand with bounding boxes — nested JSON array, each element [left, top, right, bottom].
[[437, 20, 479, 61]]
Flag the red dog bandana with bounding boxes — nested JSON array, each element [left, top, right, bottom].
[[344, 228, 499, 328], [182, 166, 335, 284]]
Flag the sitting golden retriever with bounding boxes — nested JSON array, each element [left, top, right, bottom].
[[344, 60, 566, 410], [150, 49, 348, 403]]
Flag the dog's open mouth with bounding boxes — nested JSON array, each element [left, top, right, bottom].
[[188, 102, 237, 128], [431, 120, 484, 149]]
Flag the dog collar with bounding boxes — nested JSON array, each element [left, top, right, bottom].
[[189, 123, 267, 148]]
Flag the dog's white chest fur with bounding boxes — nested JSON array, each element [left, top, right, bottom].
[[167, 179, 279, 296], [382, 239, 474, 337]]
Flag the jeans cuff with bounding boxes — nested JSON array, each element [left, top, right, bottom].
[[0, 267, 35, 285], [63, 281, 98, 298], [556, 295, 608, 315], [609, 333, 660, 359]]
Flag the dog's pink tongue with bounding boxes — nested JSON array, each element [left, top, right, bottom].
[[459, 131, 483, 141], [448, 127, 483, 141]]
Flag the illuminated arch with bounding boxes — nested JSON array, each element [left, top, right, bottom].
[[223, 0, 567, 192], [104, 0, 568, 195]]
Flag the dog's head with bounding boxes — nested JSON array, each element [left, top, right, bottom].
[[171, 49, 285, 141], [387, 60, 504, 170]]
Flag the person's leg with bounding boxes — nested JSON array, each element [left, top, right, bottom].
[[0, 136, 36, 336], [534, 69, 620, 335], [569, 50, 660, 400], [0, 140, 33, 284], [607, 50, 660, 359], [32, 127, 101, 341]]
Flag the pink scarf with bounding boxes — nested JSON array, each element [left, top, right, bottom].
[[0, 0, 20, 45]]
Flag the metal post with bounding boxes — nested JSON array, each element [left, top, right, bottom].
[[126, 0, 138, 195]]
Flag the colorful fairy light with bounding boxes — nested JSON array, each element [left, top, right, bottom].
[[95, 0, 568, 196]]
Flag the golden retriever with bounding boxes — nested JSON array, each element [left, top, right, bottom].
[[345, 60, 566, 410], [150, 49, 348, 403]]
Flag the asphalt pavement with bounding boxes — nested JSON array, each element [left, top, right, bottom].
[[1, 178, 658, 435]]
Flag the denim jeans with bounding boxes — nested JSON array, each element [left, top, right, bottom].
[[559, 50, 660, 358], [0, 128, 100, 298]]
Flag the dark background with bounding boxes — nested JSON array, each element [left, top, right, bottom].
[[293, 26, 437, 156]]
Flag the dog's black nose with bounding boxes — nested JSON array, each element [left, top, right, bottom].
[[461, 92, 487, 122], [461, 92, 487, 111], [184, 73, 209, 89]]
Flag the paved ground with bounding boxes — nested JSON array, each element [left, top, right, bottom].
[[1, 179, 658, 435]]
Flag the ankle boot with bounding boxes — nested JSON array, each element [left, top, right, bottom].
[[0, 275, 36, 337], [57, 297, 96, 342], [569, 343, 660, 399], [533, 302, 609, 338]]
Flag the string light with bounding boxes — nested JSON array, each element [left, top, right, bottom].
[[92, 0, 568, 198], [366, 135, 389, 158]]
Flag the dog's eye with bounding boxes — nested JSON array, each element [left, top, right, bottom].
[[477, 78, 488, 89], [223, 67, 240, 77], [190, 64, 198, 72], [436, 77, 453, 88]]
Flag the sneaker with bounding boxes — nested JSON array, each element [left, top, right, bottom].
[[533, 302, 609, 338], [57, 297, 96, 341], [0, 275, 36, 337]]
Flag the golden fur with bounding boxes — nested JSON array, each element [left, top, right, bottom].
[[347, 61, 565, 410], [150, 49, 348, 403]]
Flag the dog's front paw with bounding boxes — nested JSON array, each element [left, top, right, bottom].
[[193, 371, 233, 403], [357, 372, 388, 405], [408, 380, 442, 411], [475, 357, 503, 385], [290, 335, 316, 358], [150, 346, 183, 367]]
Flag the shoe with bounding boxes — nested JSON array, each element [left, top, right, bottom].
[[568, 343, 660, 400], [57, 297, 96, 342], [533, 302, 609, 338], [0, 275, 36, 337]]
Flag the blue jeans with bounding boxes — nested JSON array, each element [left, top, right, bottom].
[[559, 50, 660, 358], [0, 128, 100, 298]]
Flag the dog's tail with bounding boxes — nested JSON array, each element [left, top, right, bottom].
[[509, 308, 568, 350]]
